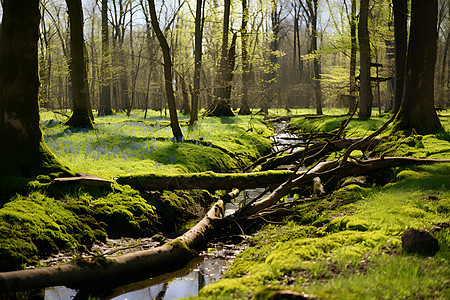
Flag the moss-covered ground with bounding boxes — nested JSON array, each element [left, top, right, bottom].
[[0, 109, 272, 271], [191, 109, 450, 299]]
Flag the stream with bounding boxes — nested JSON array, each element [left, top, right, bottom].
[[44, 121, 299, 299]]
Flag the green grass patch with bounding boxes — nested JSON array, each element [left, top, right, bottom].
[[40, 110, 272, 179]]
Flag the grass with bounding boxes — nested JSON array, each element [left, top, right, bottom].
[[190, 109, 450, 300], [193, 163, 450, 299], [40, 110, 272, 179], [0, 109, 273, 271]]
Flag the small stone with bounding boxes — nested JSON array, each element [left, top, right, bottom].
[[401, 228, 439, 256]]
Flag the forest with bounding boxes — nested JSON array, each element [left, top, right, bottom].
[[0, 0, 449, 299]]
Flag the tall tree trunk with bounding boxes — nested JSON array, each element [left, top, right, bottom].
[[358, 0, 373, 120], [148, 0, 183, 141], [180, 75, 191, 114], [65, 0, 94, 128], [392, 0, 442, 134], [392, 0, 408, 114], [207, 0, 234, 116], [189, 0, 204, 125], [349, 0, 357, 97], [312, 0, 322, 115], [98, 0, 113, 116], [238, 0, 251, 115], [0, 0, 71, 178]]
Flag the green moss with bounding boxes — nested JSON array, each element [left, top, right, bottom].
[[322, 216, 369, 234], [193, 151, 450, 299], [0, 192, 94, 271]]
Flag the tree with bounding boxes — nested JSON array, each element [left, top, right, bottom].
[[64, 0, 94, 128], [98, 0, 113, 116], [238, 0, 251, 115], [0, 0, 71, 177], [148, 0, 184, 141], [311, 0, 322, 115], [300, 0, 322, 114], [189, 0, 204, 125], [358, 0, 373, 119], [348, 0, 357, 98], [207, 0, 235, 116], [392, 0, 408, 114], [392, 0, 442, 134]]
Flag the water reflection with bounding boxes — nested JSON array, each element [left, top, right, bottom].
[[113, 259, 226, 300], [45, 258, 228, 300]]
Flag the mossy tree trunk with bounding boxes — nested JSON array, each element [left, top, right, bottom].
[[358, 0, 373, 120], [64, 0, 94, 128], [392, 0, 442, 134], [148, 0, 184, 141], [0, 0, 72, 177]]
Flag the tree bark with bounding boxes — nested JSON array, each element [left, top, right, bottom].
[[148, 0, 184, 141], [349, 0, 357, 97], [358, 0, 373, 120], [189, 0, 204, 125], [64, 0, 94, 128], [392, 0, 442, 134], [98, 0, 113, 116], [207, 0, 235, 116], [0, 0, 72, 177], [392, 0, 408, 114], [238, 0, 251, 115], [312, 0, 322, 115]]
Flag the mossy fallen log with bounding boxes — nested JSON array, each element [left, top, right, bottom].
[[0, 200, 226, 293], [116, 170, 292, 191]]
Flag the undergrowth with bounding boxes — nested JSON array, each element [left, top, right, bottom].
[[192, 111, 450, 300], [0, 110, 273, 271]]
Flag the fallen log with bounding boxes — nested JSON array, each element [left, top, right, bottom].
[[116, 170, 292, 191], [0, 198, 227, 293], [53, 172, 112, 188], [257, 137, 382, 171], [238, 157, 450, 217]]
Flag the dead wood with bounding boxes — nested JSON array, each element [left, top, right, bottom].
[[257, 137, 382, 171], [237, 157, 450, 217], [116, 170, 292, 191], [53, 172, 112, 188], [0, 198, 227, 292], [339, 115, 395, 167]]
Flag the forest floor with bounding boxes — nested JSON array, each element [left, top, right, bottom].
[[1, 108, 449, 299], [191, 109, 450, 299], [0, 109, 272, 272]]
